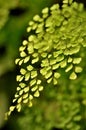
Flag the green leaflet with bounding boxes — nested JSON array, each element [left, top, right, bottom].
[[20, 68, 26, 75], [60, 59, 67, 68], [19, 83, 26, 88], [27, 65, 33, 71], [68, 57, 72, 63], [45, 71, 52, 79], [28, 101, 33, 107], [53, 78, 58, 85], [37, 80, 41, 85], [65, 64, 73, 72], [25, 73, 30, 81], [27, 44, 34, 54], [31, 86, 38, 92], [52, 63, 59, 70], [50, 59, 57, 65], [41, 52, 47, 58], [39, 86, 43, 91], [32, 57, 39, 64], [19, 46, 26, 52], [47, 77, 52, 83], [22, 40, 28, 46], [23, 99, 28, 104], [42, 7, 49, 14], [75, 66, 83, 73], [33, 15, 41, 21], [24, 56, 30, 63], [19, 59, 24, 65], [56, 55, 64, 62], [16, 75, 24, 82], [20, 51, 26, 57], [30, 79, 36, 86], [34, 90, 40, 97], [69, 72, 77, 80], [15, 58, 20, 64], [73, 57, 82, 64], [17, 97, 22, 104], [23, 86, 29, 93], [40, 68, 47, 75], [23, 93, 28, 99], [29, 95, 33, 100], [54, 72, 61, 79], [31, 71, 37, 79], [16, 104, 21, 112]]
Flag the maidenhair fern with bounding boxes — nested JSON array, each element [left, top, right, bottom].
[[5, 0, 86, 130]]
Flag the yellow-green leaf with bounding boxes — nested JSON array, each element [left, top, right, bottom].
[[53, 78, 58, 85], [16, 104, 21, 112], [19, 83, 26, 88], [60, 59, 67, 68], [20, 51, 26, 57], [25, 73, 30, 81], [30, 79, 36, 86], [24, 87, 29, 93], [68, 57, 72, 63], [42, 7, 49, 14], [16, 75, 24, 82], [34, 90, 40, 97], [69, 72, 77, 80], [54, 72, 61, 79], [47, 77, 52, 83], [23, 93, 28, 99], [39, 86, 44, 91], [19, 59, 23, 65], [29, 95, 33, 100], [19, 46, 25, 52], [31, 71, 37, 78], [27, 44, 34, 54], [9, 106, 15, 112], [33, 15, 41, 21], [27, 65, 33, 71], [23, 98, 28, 103], [31, 85, 38, 92], [37, 79, 41, 85], [65, 64, 73, 72], [28, 101, 33, 107], [32, 57, 39, 64], [45, 71, 52, 79], [52, 64, 59, 70], [73, 57, 82, 64], [24, 56, 30, 63], [19, 90, 23, 95], [75, 66, 83, 73], [20, 68, 26, 75], [17, 97, 22, 103], [15, 58, 20, 64], [22, 40, 28, 45]]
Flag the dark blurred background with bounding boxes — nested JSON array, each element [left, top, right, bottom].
[[0, 0, 86, 130]]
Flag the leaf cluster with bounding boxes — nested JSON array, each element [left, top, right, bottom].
[[5, 0, 86, 130]]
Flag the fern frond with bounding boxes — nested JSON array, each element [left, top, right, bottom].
[[5, 2, 86, 128]]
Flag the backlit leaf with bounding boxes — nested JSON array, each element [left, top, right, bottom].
[[25, 73, 30, 81], [69, 72, 77, 80], [34, 90, 40, 97], [75, 66, 83, 73]]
